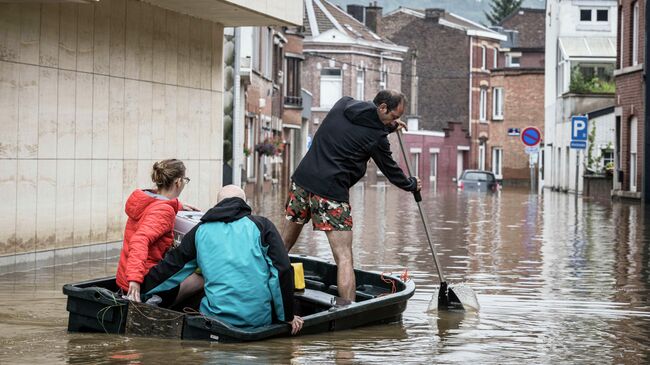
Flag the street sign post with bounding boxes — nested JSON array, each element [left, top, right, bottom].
[[521, 126, 542, 192], [570, 116, 589, 195], [521, 127, 541, 147]]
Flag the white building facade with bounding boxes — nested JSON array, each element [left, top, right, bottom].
[[0, 0, 302, 266], [543, 0, 617, 193]]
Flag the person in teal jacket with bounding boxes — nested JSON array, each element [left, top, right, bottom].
[[141, 185, 304, 334]]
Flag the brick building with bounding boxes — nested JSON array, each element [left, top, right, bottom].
[[239, 26, 305, 197], [614, 0, 645, 199], [302, 0, 406, 137], [489, 8, 545, 185], [301, 0, 406, 181], [381, 7, 505, 175]]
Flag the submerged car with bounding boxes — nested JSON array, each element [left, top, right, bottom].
[[457, 170, 500, 192]]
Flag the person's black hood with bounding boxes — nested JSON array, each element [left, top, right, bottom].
[[200, 197, 251, 223], [343, 99, 385, 130]]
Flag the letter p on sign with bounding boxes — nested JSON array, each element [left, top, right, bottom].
[[571, 116, 588, 141]]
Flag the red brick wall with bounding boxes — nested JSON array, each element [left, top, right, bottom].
[[382, 14, 471, 131], [490, 70, 545, 182], [397, 122, 470, 186], [616, 71, 644, 190], [616, 0, 646, 192], [618, 0, 646, 68]]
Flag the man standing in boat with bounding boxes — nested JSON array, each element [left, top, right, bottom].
[[282, 90, 421, 302]]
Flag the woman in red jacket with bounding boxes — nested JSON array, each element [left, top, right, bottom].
[[116, 159, 199, 302]]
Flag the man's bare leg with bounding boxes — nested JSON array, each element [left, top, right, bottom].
[[325, 230, 355, 301], [282, 220, 305, 251]]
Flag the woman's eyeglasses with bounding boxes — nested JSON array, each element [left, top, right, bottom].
[[182, 177, 191, 184]]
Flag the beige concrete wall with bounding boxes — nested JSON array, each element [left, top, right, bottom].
[[0, 0, 224, 256]]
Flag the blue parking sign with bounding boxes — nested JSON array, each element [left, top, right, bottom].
[[571, 116, 588, 149]]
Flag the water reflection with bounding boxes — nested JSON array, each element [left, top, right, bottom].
[[1, 184, 650, 364]]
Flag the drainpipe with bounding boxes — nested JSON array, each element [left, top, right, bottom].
[[232, 28, 243, 187], [641, 0, 650, 204], [468, 36, 473, 171]]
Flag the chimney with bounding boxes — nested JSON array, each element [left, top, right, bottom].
[[347, 4, 365, 23], [425, 8, 445, 23], [364, 1, 383, 34]]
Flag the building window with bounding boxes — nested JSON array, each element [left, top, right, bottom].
[[478, 143, 486, 170], [492, 87, 504, 120], [630, 117, 638, 192], [602, 148, 614, 168], [379, 66, 388, 90], [479, 89, 487, 121], [245, 118, 256, 180], [320, 68, 342, 108], [493, 48, 498, 69], [506, 53, 521, 67], [259, 28, 273, 79], [411, 153, 420, 176], [633, 2, 639, 66], [580, 8, 608, 22], [284, 57, 302, 106], [272, 41, 283, 85], [356, 69, 365, 100], [596, 9, 608, 22], [430, 152, 438, 182], [481, 46, 487, 70], [492, 147, 502, 178]]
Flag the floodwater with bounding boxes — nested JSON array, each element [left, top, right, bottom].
[[1, 183, 649, 364]]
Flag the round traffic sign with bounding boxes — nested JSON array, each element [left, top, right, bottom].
[[521, 127, 541, 147]]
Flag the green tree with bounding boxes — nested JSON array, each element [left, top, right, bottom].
[[485, 0, 523, 25]]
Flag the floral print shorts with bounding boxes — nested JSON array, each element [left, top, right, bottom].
[[285, 182, 353, 231]]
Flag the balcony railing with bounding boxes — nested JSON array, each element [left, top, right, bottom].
[[284, 96, 303, 107]]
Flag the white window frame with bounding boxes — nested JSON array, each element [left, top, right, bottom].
[[379, 65, 388, 90], [633, 2, 639, 66], [356, 68, 365, 100], [430, 151, 438, 182], [630, 117, 638, 192], [479, 89, 487, 121], [506, 52, 521, 67], [492, 87, 504, 120], [411, 152, 420, 176], [481, 46, 487, 70], [478, 143, 486, 170], [319, 68, 342, 108], [492, 147, 503, 179], [493, 47, 498, 69], [246, 118, 255, 180], [577, 8, 611, 31]]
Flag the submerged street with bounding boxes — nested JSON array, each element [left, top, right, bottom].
[[1, 184, 649, 364]]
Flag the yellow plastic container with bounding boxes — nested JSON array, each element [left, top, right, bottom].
[[291, 262, 305, 290]]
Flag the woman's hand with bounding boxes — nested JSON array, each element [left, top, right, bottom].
[[127, 281, 141, 302], [290, 315, 304, 335], [181, 202, 200, 211]]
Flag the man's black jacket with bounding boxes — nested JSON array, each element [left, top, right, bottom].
[[292, 96, 417, 202]]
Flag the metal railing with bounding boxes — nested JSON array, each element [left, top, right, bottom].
[[284, 96, 303, 107]]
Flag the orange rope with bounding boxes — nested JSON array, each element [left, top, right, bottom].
[[380, 269, 411, 296], [380, 272, 397, 294]]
